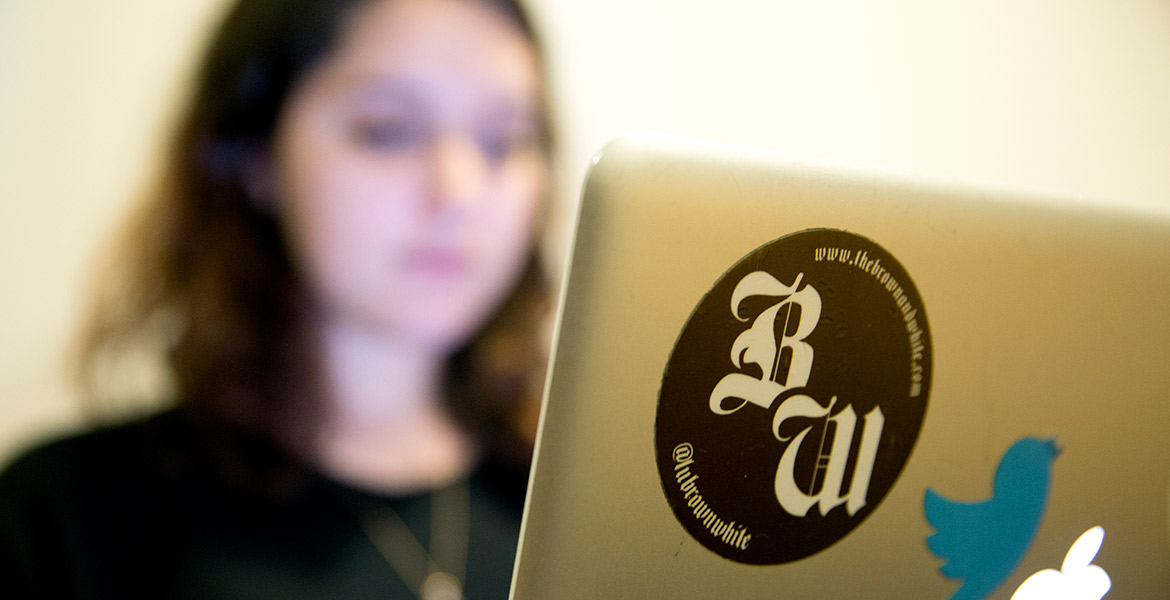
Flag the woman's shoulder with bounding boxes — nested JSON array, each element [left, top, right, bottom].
[[0, 410, 221, 595], [0, 409, 198, 493], [0, 410, 226, 540], [469, 454, 530, 512]]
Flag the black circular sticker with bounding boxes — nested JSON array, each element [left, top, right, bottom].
[[655, 229, 931, 565]]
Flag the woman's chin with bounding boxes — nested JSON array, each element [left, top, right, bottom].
[[385, 306, 494, 354]]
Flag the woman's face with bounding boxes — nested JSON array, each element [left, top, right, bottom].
[[271, 0, 545, 353]]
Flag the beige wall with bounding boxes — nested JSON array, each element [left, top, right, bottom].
[[3, 0, 1169, 461], [0, 1, 234, 458]]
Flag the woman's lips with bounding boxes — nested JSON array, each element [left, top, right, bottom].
[[404, 247, 471, 277]]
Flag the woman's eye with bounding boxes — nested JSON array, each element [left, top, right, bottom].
[[477, 127, 538, 163], [350, 118, 428, 150]]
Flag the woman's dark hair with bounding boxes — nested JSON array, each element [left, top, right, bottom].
[[77, 0, 553, 481]]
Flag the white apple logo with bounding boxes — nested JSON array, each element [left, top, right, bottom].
[[1011, 526, 1111, 600]]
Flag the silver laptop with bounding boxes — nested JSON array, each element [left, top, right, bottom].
[[511, 131, 1170, 599]]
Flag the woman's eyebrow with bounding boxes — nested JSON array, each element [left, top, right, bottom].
[[342, 78, 421, 104], [478, 96, 540, 123], [334, 73, 540, 124]]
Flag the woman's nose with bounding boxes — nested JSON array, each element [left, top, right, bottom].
[[429, 133, 489, 210]]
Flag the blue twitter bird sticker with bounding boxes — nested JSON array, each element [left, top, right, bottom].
[[924, 437, 1061, 600]]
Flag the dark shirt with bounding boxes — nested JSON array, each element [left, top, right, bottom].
[[0, 410, 526, 599]]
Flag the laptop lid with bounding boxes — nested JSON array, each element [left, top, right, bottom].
[[511, 131, 1170, 599]]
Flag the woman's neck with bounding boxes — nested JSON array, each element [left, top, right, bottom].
[[313, 317, 478, 495]]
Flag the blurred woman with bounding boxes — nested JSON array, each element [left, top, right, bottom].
[[0, 0, 554, 598]]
